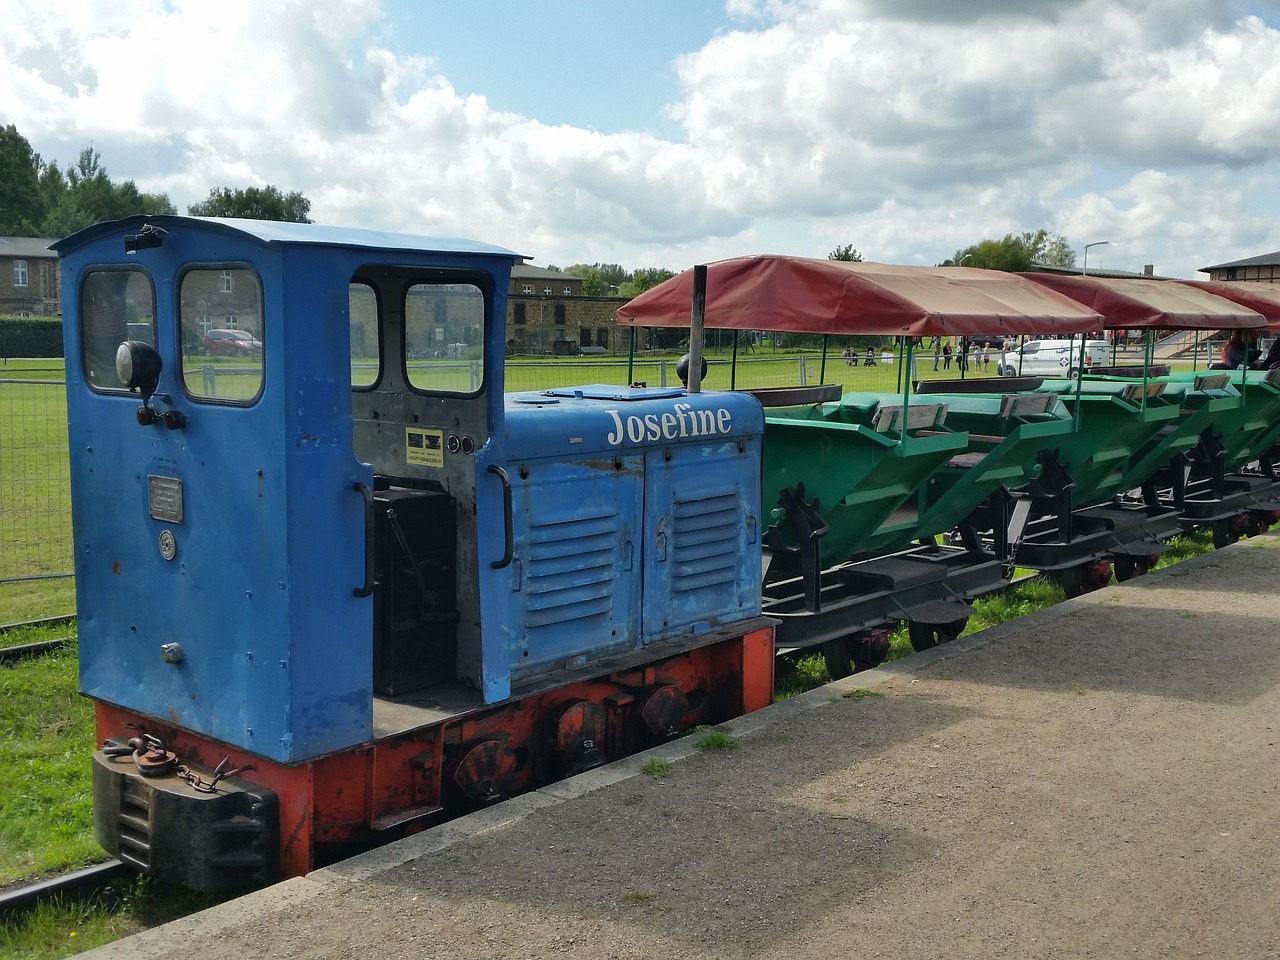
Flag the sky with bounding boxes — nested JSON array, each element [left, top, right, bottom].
[[4, 0, 1280, 278]]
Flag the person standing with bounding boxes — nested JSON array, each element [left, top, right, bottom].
[[932, 339, 941, 371], [942, 341, 952, 370]]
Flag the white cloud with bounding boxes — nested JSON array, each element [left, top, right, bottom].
[[2, 0, 1280, 276]]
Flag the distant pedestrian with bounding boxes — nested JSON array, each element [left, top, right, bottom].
[[842, 347, 854, 366], [942, 342, 952, 370], [932, 340, 940, 371], [982, 346, 991, 371]]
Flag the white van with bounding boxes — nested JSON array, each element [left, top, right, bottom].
[[997, 339, 1111, 379]]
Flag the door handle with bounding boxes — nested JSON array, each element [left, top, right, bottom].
[[352, 481, 374, 597], [488, 465, 514, 569]]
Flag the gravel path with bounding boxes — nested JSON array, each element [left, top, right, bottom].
[[85, 534, 1280, 960]]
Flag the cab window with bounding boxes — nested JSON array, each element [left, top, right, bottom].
[[80, 269, 155, 391], [179, 268, 264, 403], [350, 282, 379, 388], [404, 282, 484, 395]]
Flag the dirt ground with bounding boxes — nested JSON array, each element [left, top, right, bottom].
[[86, 536, 1280, 960]]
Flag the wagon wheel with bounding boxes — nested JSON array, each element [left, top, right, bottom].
[[821, 636, 856, 680], [1059, 559, 1113, 597], [1212, 520, 1240, 549], [907, 617, 969, 653], [1058, 564, 1086, 598], [852, 631, 890, 672], [1112, 556, 1138, 582], [822, 631, 890, 679]]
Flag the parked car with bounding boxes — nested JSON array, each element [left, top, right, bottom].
[[203, 328, 263, 356], [997, 339, 1111, 379]]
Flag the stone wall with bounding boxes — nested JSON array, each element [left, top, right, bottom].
[[505, 295, 631, 355]]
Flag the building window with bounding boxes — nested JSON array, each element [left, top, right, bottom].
[[521, 284, 533, 295], [514, 303, 526, 325], [554, 304, 566, 325], [13, 260, 29, 288], [1224, 267, 1239, 281], [223, 314, 239, 329], [562, 286, 572, 296], [597, 328, 609, 349], [544, 286, 552, 295], [219, 270, 234, 293]]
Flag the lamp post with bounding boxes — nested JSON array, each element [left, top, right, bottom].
[[957, 253, 973, 267], [1082, 240, 1110, 276]]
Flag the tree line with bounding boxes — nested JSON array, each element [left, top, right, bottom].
[[0, 124, 311, 237], [2, 124, 1079, 279]]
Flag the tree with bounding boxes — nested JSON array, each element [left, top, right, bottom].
[[189, 185, 312, 222], [565, 263, 629, 297], [40, 147, 176, 237], [0, 125, 48, 235], [944, 229, 1075, 272], [828, 244, 864, 262]]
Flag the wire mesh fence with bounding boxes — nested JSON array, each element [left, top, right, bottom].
[[1, 378, 73, 584], [0, 345, 1009, 592]]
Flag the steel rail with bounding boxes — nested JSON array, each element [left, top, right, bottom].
[[0, 860, 134, 917]]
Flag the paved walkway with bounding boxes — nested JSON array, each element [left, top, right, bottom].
[[83, 535, 1280, 960]]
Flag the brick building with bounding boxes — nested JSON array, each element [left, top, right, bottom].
[[2, 236, 60, 316], [506, 264, 629, 355]]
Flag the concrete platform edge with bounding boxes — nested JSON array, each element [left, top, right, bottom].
[[75, 537, 1269, 959]]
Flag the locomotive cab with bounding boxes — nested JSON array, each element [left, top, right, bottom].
[[58, 216, 772, 888]]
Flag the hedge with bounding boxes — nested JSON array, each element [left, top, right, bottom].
[[0, 316, 64, 358]]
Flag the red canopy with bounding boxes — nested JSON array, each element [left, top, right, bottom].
[[1019, 274, 1265, 330], [616, 255, 1103, 337], [1175, 280, 1280, 330]]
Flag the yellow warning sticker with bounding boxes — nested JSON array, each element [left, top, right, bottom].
[[405, 427, 444, 467]]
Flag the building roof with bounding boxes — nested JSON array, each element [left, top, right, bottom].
[[1028, 262, 1177, 280], [1199, 251, 1280, 272], [0, 237, 58, 258], [512, 264, 578, 282]]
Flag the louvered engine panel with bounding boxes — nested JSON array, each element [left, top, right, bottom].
[[505, 458, 643, 687], [643, 438, 762, 640]]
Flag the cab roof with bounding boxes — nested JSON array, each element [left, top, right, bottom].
[[52, 215, 525, 262]]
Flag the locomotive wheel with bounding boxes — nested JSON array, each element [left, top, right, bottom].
[[907, 617, 968, 653]]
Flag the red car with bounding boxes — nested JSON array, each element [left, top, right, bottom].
[[203, 328, 263, 356]]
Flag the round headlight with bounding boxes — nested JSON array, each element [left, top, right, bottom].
[[115, 340, 163, 395]]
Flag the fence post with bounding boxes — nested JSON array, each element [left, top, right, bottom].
[[659, 360, 667, 387], [798, 357, 808, 386]]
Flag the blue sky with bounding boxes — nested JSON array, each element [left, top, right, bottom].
[[5, 0, 1280, 277], [376, 1, 725, 137]]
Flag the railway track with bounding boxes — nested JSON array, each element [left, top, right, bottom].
[[0, 860, 134, 918], [0, 614, 75, 663]]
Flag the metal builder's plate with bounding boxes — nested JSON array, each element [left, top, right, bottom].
[[147, 475, 184, 523]]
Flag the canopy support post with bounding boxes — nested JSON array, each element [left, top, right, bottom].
[[730, 330, 739, 390], [688, 265, 707, 394]]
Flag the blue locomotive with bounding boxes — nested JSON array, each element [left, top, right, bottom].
[[57, 216, 774, 890]]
